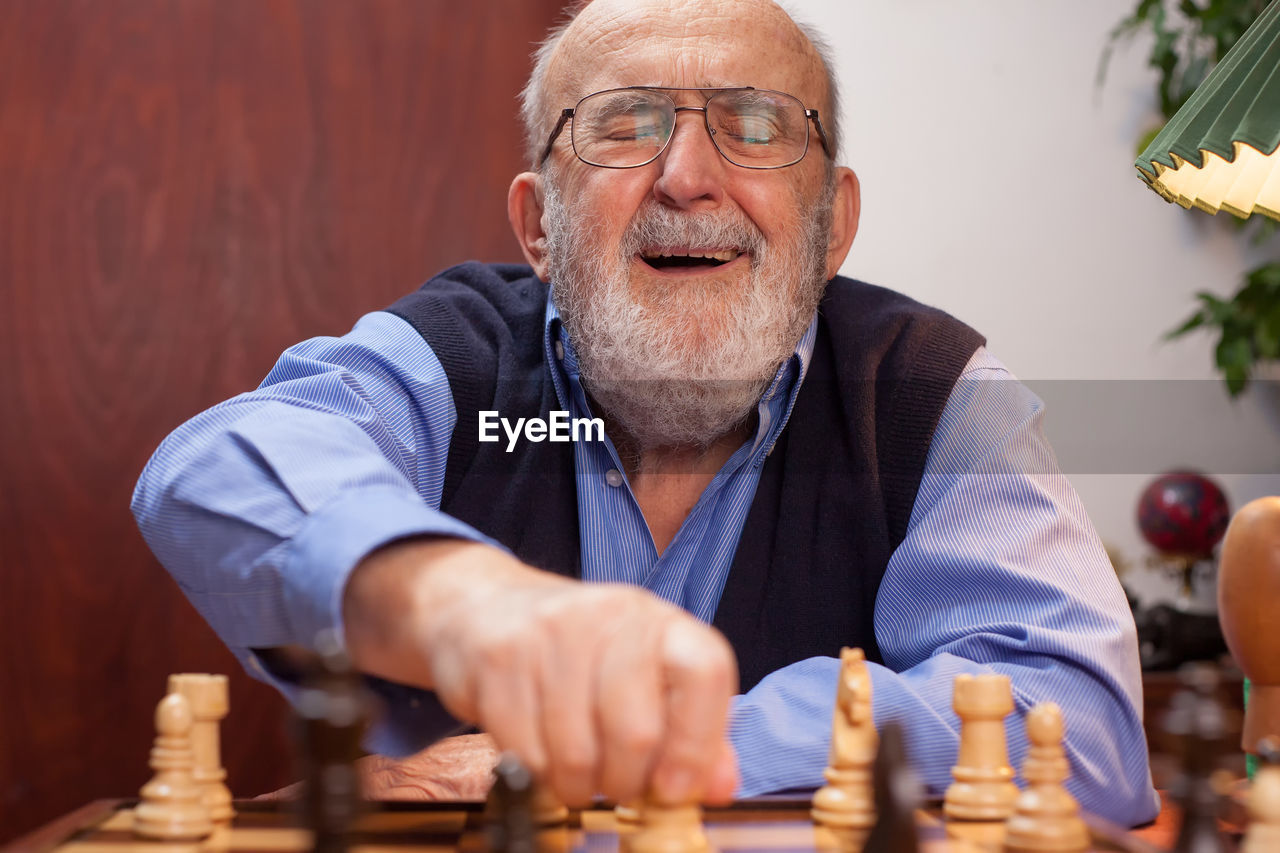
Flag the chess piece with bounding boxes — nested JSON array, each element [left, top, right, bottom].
[[1003, 703, 1088, 852], [1166, 673, 1229, 853], [1241, 737, 1280, 853], [616, 800, 643, 823], [945, 673, 1019, 821], [296, 633, 368, 853], [1217, 497, 1280, 754], [531, 783, 570, 826], [863, 722, 921, 853], [487, 753, 538, 853], [168, 673, 234, 824], [629, 799, 710, 853], [811, 647, 877, 839], [133, 692, 214, 841]]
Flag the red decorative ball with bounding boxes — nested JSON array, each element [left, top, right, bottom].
[[1136, 471, 1230, 557]]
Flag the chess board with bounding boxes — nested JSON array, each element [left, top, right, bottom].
[[16, 796, 1171, 852]]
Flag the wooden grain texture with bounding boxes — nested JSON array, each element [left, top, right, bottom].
[[10, 799, 1176, 853], [0, 0, 565, 841]]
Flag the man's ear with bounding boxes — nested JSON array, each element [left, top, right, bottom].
[[508, 171, 551, 280], [824, 167, 860, 279]]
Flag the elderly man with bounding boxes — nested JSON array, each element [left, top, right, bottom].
[[132, 0, 1159, 826]]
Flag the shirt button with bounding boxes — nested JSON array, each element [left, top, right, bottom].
[[554, 341, 565, 360], [605, 469, 624, 487]]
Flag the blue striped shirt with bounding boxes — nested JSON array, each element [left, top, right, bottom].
[[131, 298, 1159, 826]]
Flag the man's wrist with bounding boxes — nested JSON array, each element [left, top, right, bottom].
[[341, 536, 534, 690]]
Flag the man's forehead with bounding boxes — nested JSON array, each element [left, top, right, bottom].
[[549, 0, 825, 104]]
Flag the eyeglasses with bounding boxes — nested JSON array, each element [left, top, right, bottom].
[[538, 86, 832, 170]]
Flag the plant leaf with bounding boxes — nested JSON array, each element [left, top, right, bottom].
[[1166, 311, 1207, 339]]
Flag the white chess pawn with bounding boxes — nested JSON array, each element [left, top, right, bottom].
[[133, 692, 214, 841], [1004, 703, 1088, 853], [629, 799, 710, 853]]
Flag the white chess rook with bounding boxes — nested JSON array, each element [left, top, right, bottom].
[[944, 673, 1019, 821], [168, 672, 235, 824]]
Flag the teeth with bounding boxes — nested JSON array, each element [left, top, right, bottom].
[[643, 249, 741, 261]]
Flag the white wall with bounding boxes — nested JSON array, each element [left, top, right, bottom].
[[797, 0, 1280, 608]]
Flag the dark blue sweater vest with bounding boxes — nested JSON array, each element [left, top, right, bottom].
[[387, 262, 983, 692]]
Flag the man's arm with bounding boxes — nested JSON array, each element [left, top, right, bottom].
[[132, 310, 738, 805], [727, 350, 1159, 827], [131, 312, 491, 745]]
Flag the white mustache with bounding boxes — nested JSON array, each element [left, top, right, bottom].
[[621, 204, 765, 258]]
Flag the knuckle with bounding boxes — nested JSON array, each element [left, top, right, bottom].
[[616, 723, 662, 758], [553, 743, 598, 780], [667, 627, 733, 683], [656, 743, 709, 782], [518, 748, 549, 779], [472, 627, 521, 670]]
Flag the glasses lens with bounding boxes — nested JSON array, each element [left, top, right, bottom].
[[708, 90, 808, 167], [572, 90, 674, 167]]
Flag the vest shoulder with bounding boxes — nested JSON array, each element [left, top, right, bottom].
[[390, 261, 545, 315], [817, 276, 986, 381], [822, 276, 973, 331], [384, 261, 547, 343]]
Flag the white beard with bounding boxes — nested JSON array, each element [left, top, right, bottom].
[[544, 179, 833, 450]]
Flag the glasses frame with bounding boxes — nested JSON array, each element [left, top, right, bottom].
[[537, 85, 833, 170]]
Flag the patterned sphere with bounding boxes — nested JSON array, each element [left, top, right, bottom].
[[1136, 471, 1230, 556]]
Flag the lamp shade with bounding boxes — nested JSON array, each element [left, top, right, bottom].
[[1135, 0, 1280, 221]]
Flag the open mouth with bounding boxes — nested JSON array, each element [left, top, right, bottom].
[[639, 248, 743, 271]]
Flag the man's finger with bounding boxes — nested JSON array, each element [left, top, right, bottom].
[[476, 659, 548, 780], [704, 737, 739, 806], [594, 621, 665, 802], [649, 618, 738, 804], [537, 626, 600, 806]]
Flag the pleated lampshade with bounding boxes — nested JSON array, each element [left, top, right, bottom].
[[1135, 0, 1280, 221]]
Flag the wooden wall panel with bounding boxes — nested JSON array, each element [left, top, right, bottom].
[[0, 0, 566, 840]]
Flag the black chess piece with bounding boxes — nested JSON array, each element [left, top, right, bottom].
[[863, 722, 921, 853], [1167, 667, 1229, 853], [487, 752, 538, 853], [295, 630, 369, 853]]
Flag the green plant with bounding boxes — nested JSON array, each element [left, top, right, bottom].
[[1167, 263, 1280, 393], [1102, 0, 1279, 395]]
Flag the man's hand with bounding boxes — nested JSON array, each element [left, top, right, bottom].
[[343, 538, 740, 807], [361, 734, 500, 800], [257, 734, 500, 801]]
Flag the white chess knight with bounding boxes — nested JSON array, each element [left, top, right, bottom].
[[811, 647, 877, 831]]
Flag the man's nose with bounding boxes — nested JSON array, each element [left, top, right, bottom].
[[652, 111, 726, 210]]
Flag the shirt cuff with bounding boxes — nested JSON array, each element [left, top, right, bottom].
[[361, 678, 469, 757], [281, 484, 499, 653], [728, 656, 840, 796], [237, 646, 467, 759]]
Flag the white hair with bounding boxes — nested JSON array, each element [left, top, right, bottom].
[[517, 3, 842, 169]]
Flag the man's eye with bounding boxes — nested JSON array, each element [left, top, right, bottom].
[[722, 114, 782, 144], [604, 123, 665, 141], [590, 111, 665, 141]]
